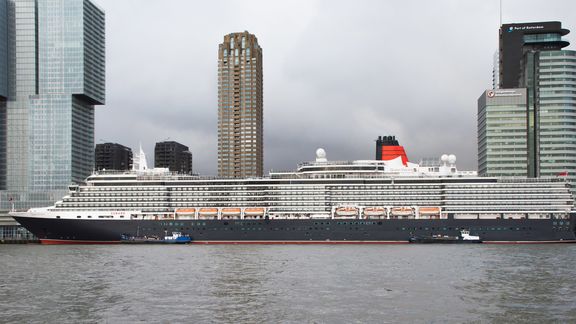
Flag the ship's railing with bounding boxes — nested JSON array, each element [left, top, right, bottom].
[[496, 177, 568, 183], [91, 170, 269, 182], [297, 160, 381, 168], [92, 170, 144, 175], [271, 173, 480, 180], [135, 175, 269, 181]]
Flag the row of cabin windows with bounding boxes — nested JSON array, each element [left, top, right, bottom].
[[147, 225, 551, 233], [55, 215, 120, 219], [75, 189, 565, 199]]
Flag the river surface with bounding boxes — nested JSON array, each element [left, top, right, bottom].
[[1, 244, 575, 323]]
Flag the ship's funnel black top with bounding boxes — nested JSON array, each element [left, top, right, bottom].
[[376, 135, 399, 146], [376, 135, 403, 160]]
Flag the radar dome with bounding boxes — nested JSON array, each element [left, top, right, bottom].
[[315, 148, 327, 163], [441, 154, 449, 163], [448, 154, 457, 164]]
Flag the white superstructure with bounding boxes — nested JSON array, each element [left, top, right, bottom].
[[17, 149, 570, 222]]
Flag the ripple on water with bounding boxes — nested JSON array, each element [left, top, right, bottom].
[[0, 244, 575, 323]]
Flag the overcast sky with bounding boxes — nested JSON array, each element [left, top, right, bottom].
[[93, 0, 576, 175]]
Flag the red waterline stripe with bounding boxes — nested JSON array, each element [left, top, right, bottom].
[[190, 240, 410, 245], [483, 240, 576, 244], [40, 239, 120, 245]]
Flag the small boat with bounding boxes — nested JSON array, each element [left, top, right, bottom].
[[335, 206, 359, 217], [121, 232, 191, 244], [221, 208, 241, 216], [244, 207, 265, 216], [419, 207, 441, 215], [391, 207, 414, 217], [198, 208, 218, 219], [175, 208, 196, 214], [244, 207, 265, 219], [363, 207, 386, 217], [460, 229, 481, 242], [408, 230, 482, 244], [221, 208, 242, 219], [163, 232, 192, 244]]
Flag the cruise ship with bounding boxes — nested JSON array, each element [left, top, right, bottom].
[[11, 139, 576, 244]]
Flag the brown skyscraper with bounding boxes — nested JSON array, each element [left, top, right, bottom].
[[218, 31, 263, 178]]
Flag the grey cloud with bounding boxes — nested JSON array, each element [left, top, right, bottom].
[[94, 0, 576, 175]]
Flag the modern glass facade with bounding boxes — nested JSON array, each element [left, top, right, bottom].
[[492, 51, 500, 90], [478, 89, 528, 177], [0, 224, 35, 240], [499, 21, 569, 89], [217, 31, 263, 178], [0, 0, 8, 191], [0, 0, 7, 99], [0, 0, 105, 210], [537, 51, 576, 185], [481, 22, 576, 197]]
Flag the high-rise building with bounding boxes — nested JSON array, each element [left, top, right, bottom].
[[154, 141, 192, 174], [95, 143, 132, 171], [217, 31, 263, 178], [498, 22, 569, 89], [492, 51, 500, 89], [479, 21, 576, 192], [0, 0, 8, 192], [0, 0, 105, 210], [478, 89, 528, 177]]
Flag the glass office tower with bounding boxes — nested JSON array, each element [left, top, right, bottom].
[[0, 0, 105, 210], [480, 21, 576, 196], [534, 50, 576, 182], [478, 89, 528, 177], [0, 0, 8, 191]]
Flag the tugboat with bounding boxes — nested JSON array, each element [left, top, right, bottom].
[[409, 229, 482, 244], [162, 232, 192, 244], [121, 232, 192, 244]]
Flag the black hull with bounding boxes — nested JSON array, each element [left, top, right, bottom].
[[13, 215, 576, 244]]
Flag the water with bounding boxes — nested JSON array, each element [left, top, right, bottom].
[[1, 245, 576, 323]]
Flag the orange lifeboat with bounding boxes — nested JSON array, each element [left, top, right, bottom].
[[419, 207, 441, 215], [390, 207, 414, 216], [335, 206, 359, 217], [244, 207, 265, 216], [363, 207, 386, 217], [198, 208, 218, 216], [221, 208, 241, 216], [175, 208, 196, 214]]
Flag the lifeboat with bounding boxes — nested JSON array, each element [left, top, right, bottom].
[[244, 208, 265, 216], [390, 207, 414, 216], [221, 208, 241, 216], [335, 206, 359, 217], [419, 207, 441, 215], [198, 208, 218, 217], [175, 208, 196, 214], [363, 207, 386, 217]]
